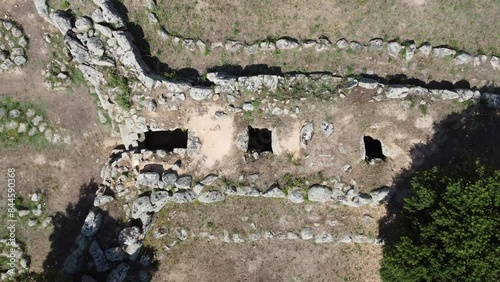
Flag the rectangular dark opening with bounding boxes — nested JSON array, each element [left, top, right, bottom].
[[143, 129, 188, 151], [248, 126, 272, 153], [363, 136, 386, 161]]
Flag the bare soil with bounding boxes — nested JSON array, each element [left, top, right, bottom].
[[0, 0, 120, 272], [148, 198, 384, 282]]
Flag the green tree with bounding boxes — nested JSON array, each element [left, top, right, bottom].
[[381, 161, 500, 282]]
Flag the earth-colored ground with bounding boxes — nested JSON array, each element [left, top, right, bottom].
[[146, 198, 385, 281], [0, 0, 496, 281], [122, 0, 500, 87], [146, 0, 500, 54], [0, 0, 120, 272]]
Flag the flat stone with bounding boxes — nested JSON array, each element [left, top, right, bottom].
[[198, 190, 225, 203], [136, 172, 161, 188], [300, 228, 314, 240], [288, 188, 304, 203], [172, 190, 197, 203], [261, 184, 286, 198], [387, 42, 402, 57], [175, 175, 192, 189], [314, 232, 334, 244], [276, 38, 299, 50], [308, 185, 332, 203]]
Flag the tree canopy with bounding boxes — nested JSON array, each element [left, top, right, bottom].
[[381, 161, 500, 282]]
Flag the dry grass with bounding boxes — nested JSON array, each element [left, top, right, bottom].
[[145, 0, 500, 54], [124, 0, 500, 85], [147, 198, 385, 282]]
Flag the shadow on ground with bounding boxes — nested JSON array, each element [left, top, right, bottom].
[[378, 102, 500, 244]]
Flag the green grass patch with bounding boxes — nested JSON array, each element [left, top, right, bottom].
[[107, 72, 132, 110], [0, 96, 51, 148]]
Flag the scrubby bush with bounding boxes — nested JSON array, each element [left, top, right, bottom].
[[381, 161, 500, 281]]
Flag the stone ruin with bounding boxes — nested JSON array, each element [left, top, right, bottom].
[[24, 0, 500, 281]]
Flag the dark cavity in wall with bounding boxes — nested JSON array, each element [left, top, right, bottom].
[[363, 136, 386, 161], [142, 129, 188, 151], [248, 126, 273, 153]]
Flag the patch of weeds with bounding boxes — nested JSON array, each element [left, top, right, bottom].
[[232, 21, 241, 36], [203, 47, 211, 56], [107, 72, 131, 110], [251, 99, 261, 108], [419, 104, 428, 115], [0, 96, 51, 148], [278, 173, 305, 193], [286, 153, 301, 167], [243, 111, 254, 123], [310, 23, 321, 33], [345, 65, 355, 76]]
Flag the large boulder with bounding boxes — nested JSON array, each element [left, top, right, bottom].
[[288, 188, 304, 203], [97, 0, 125, 28], [161, 171, 177, 188], [276, 38, 299, 50], [131, 196, 154, 219], [105, 247, 127, 262], [64, 32, 90, 63], [79, 65, 104, 87], [491, 56, 500, 70], [432, 47, 456, 58], [89, 240, 111, 272], [454, 52, 472, 65], [172, 190, 197, 203], [136, 172, 160, 188], [75, 17, 93, 32], [150, 190, 172, 212], [308, 185, 332, 203], [370, 186, 391, 202], [189, 87, 213, 101], [236, 129, 249, 152], [107, 262, 130, 282], [50, 11, 73, 34], [81, 209, 102, 237], [387, 42, 402, 57], [175, 175, 192, 189], [235, 186, 260, 197], [62, 249, 85, 275], [386, 85, 409, 98], [118, 227, 142, 255], [33, 0, 51, 22]]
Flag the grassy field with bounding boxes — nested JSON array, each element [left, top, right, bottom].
[[123, 0, 500, 85], [144, 0, 500, 54]]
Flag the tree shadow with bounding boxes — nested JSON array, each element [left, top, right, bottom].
[[39, 177, 160, 281], [379, 102, 500, 244], [43, 179, 99, 272]]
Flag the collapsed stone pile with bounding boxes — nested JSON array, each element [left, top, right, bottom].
[[0, 97, 71, 145], [0, 19, 28, 71]]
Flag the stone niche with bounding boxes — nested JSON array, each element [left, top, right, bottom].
[[247, 126, 273, 153], [361, 135, 386, 163], [141, 129, 188, 151]]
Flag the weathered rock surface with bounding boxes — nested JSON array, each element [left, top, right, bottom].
[[89, 240, 111, 272], [300, 122, 314, 148], [308, 185, 332, 203], [118, 226, 142, 255], [81, 210, 102, 237], [198, 190, 225, 203]]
